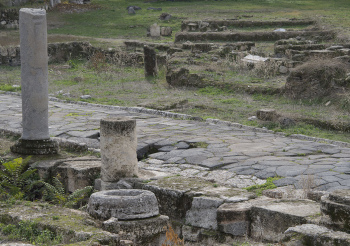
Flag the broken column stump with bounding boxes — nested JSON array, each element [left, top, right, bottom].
[[100, 117, 138, 190]]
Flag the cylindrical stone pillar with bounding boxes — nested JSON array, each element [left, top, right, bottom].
[[144, 45, 157, 77], [20, 8, 49, 140], [100, 117, 138, 190], [11, 8, 58, 155]]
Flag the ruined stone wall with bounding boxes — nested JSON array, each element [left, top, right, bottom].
[[1, 0, 28, 7], [0, 8, 19, 29], [0, 41, 144, 66]]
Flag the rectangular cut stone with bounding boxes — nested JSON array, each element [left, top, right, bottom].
[[217, 202, 251, 236], [20, 8, 49, 140], [250, 200, 321, 242], [185, 197, 224, 230]]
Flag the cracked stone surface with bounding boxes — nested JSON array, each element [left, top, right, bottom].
[[1, 93, 350, 191]]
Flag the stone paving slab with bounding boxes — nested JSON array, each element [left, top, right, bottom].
[[1, 93, 350, 191]]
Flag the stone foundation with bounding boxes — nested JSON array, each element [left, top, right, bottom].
[[11, 138, 59, 155]]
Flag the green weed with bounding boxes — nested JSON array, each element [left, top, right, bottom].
[[0, 84, 21, 92], [190, 141, 209, 149], [245, 177, 281, 196]]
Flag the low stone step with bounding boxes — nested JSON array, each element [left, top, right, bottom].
[[283, 224, 350, 246], [250, 199, 321, 242]]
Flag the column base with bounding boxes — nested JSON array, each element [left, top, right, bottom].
[[11, 138, 59, 155]]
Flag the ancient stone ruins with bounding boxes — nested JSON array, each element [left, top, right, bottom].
[[10, 8, 58, 155], [2, 4, 350, 246]]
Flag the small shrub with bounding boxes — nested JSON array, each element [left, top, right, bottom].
[[88, 52, 109, 72], [68, 59, 79, 69]]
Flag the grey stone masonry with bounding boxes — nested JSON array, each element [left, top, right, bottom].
[[100, 117, 138, 189], [144, 45, 157, 77], [11, 9, 58, 155]]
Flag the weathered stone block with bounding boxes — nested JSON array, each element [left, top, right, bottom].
[[160, 26, 172, 36], [150, 23, 160, 37], [256, 108, 279, 121], [217, 202, 251, 236], [137, 183, 193, 222], [321, 190, 350, 233], [283, 224, 350, 246], [102, 215, 169, 245], [185, 196, 224, 230], [55, 158, 101, 193], [250, 200, 321, 242]]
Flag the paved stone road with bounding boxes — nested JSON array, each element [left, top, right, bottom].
[[1, 93, 350, 191]]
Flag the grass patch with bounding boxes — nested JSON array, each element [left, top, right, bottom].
[[190, 141, 209, 149], [245, 177, 282, 196], [0, 84, 21, 92], [0, 221, 62, 245]]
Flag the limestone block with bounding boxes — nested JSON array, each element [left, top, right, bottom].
[[137, 183, 194, 221], [217, 202, 251, 236], [256, 108, 279, 121], [160, 26, 172, 36], [87, 189, 159, 220], [55, 158, 101, 193], [102, 215, 169, 245], [31, 159, 59, 179], [100, 117, 138, 183], [185, 196, 224, 230], [283, 224, 350, 246], [321, 190, 350, 232], [182, 225, 201, 242], [150, 23, 160, 37], [250, 199, 321, 242]]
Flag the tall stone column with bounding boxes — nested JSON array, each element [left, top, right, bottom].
[[100, 117, 138, 190], [11, 8, 58, 155]]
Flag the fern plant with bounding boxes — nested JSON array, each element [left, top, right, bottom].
[[0, 157, 41, 199], [42, 175, 94, 208]]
